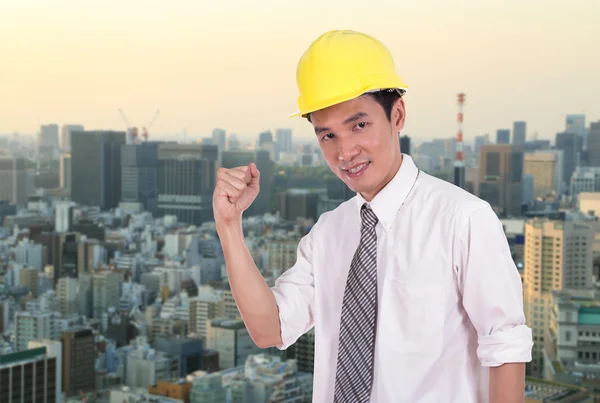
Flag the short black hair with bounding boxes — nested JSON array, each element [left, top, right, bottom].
[[307, 89, 404, 123]]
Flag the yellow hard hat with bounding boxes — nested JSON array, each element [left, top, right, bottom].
[[290, 30, 409, 118]]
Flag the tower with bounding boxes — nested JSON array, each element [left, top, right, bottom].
[[454, 93, 466, 188]]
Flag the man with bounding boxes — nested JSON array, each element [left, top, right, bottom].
[[213, 30, 532, 402]]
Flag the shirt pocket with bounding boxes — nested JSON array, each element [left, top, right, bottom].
[[378, 278, 446, 357]]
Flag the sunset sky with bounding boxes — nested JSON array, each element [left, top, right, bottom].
[[1, 0, 599, 144]]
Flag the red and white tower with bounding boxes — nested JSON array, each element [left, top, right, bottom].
[[453, 93, 466, 188]]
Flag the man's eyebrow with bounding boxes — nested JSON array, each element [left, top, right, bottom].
[[314, 112, 369, 135]]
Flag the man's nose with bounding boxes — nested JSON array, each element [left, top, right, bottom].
[[337, 136, 360, 161]]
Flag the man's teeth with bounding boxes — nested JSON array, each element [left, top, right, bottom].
[[349, 163, 367, 173]]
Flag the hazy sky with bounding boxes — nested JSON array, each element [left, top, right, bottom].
[[1, 0, 599, 144]]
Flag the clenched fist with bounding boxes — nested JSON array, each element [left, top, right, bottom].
[[213, 163, 260, 226]]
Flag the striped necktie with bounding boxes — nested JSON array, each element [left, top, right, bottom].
[[333, 203, 379, 403]]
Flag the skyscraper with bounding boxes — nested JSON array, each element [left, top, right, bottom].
[[62, 328, 95, 396], [566, 114, 586, 148], [121, 142, 160, 214], [496, 129, 510, 144], [400, 135, 411, 155], [157, 143, 218, 225], [60, 124, 84, 152], [71, 130, 126, 209], [513, 121, 526, 146], [38, 124, 60, 162], [523, 218, 594, 376], [0, 156, 27, 206], [555, 131, 582, 187], [478, 144, 523, 217], [586, 121, 600, 167]]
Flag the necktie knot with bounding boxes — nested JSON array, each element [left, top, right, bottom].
[[361, 204, 378, 229]]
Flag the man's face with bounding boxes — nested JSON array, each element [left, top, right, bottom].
[[310, 94, 406, 201]]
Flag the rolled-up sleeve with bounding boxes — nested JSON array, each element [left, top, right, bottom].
[[457, 203, 533, 367], [270, 222, 318, 350]]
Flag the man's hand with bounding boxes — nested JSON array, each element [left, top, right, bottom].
[[213, 163, 260, 227]]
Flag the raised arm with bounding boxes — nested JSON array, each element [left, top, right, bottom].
[[213, 163, 282, 348]]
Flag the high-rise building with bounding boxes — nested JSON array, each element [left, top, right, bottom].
[[496, 129, 510, 144], [523, 218, 594, 376], [38, 124, 60, 162], [55, 201, 75, 233], [71, 130, 126, 209], [15, 312, 53, 351], [121, 142, 160, 214], [277, 189, 319, 222], [59, 152, 71, 194], [523, 151, 564, 197], [206, 318, 262, 370], [190, 373, 227, 403], [212, 128, 226, 154], [0, 156, 27, 206], [566, 114, 586, 149], [275, 128, 293, 153], [28, 340, 63, 403], [157, 143, 218, 225], [0, 346, 58, 403], [586, 121, 600, 167], [400, 135, 411, 155], [478, 144, 523, 217], [60, 124, 84, 152], [61, 328, 95, 396], [545, 289, 600, 384], [513, 121, 526, 146], [57, 277, 79, 317], [570, 167, 600, 198], [555, 131, 582, 187]]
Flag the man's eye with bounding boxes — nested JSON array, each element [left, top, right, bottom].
[[322, 133, 334, 141], [355, 122, 367, 129]]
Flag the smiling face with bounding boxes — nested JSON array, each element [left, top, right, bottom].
[[310, 93, 406, 201]]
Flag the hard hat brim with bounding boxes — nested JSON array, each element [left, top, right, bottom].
[[288, 87, 408, 119]]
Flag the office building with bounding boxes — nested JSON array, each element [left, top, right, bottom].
[[400, 134, 411, 155], [28, 340, 63, 403], [523, 218, 594, 376], [587, 121, 600, 167], [555, 131, 582, 187], [212, 128, 226, 154], [478, 144, 523, 217], [38, 124, 60, 162], [158, 143, 218, 225], [566, 114, 586, 149], [60, 124, 84, 152], [62, 328, 95, 396], [276, 128, 293, 153], [496, 129, 510, 144], [523, 151, 564, 197], [277, 189, 319, 222], [0, 347, 58, 403], [513, 121, 526, 146], [71, 130, 126, 209], [121, 142, 160, 214], [206, 318, 262, 370], [59, 152, 71, 193], [545, 289, 600, 386], [15, 312, 54, 352], [0, 155, 27, 206]]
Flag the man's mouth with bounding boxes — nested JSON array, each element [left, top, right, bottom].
[[343, 161, 370, 177]]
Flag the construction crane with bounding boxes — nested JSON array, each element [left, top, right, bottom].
[[118, 108, 138, 143], [118, 109, 159, 143], [141, 109, 160, 142]]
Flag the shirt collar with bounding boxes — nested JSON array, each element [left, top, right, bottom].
[[355, 154, 419, 232]]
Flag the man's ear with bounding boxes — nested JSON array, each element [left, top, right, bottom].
[[394, 97, 406, 132]]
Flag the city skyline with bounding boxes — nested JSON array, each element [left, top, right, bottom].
[[1, 0, 599, 142]]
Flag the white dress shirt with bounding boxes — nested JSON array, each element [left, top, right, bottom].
[[271, 154, 533, 402]]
